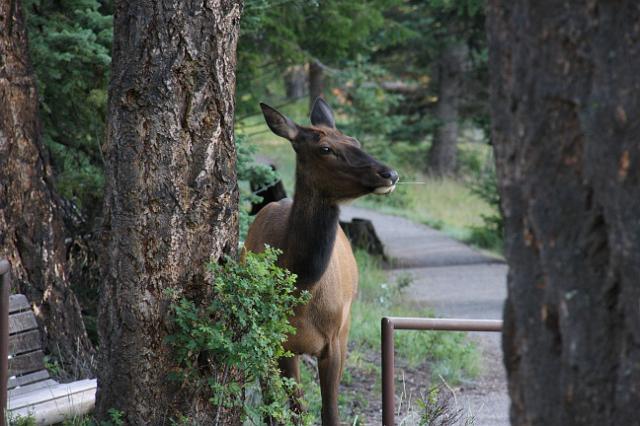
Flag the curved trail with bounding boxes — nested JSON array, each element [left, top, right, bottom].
[[341, 206, 510, 426]]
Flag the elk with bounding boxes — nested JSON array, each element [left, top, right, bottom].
[[244, 98, 398, 425]]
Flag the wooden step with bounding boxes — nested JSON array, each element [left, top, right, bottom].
[[9, 350, 45, 377], [8, 370, 50, 390], [9, 295, 30, 314], [9, 311, 38, 335], [9, 378, 97, 425], [9, 379, 59, 398], [9, 329, 41, 356]]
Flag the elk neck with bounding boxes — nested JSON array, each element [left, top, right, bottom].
[[283, 168, 340, 288]]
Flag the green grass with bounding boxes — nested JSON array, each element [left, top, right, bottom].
[[357, 174, 495, 241], [7, 414, 37, 426], [349, 250, 479, 378]]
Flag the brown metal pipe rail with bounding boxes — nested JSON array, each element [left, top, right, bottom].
[[0, 260, 10, 426], [381, 317, 503, 426]]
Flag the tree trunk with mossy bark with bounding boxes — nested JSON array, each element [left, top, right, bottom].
[[96, 0, 243, 423], [488, 1, 640, 424], [0, 0, 93, 375], [427, 42, 468, 176]]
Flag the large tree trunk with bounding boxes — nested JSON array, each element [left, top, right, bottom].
[[96, 0, 242, 423], [0, 0, 93, 375], [427, 42, 468, 176], [488, 1, 640, 424], [284, 65, 306, 100], [309, 59, 325, 110]]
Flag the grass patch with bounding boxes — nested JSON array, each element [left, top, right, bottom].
[[356, 172, 495, 243], [349, 250, 479, 379]]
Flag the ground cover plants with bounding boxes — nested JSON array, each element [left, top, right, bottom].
[[167, 248, 311, 425]]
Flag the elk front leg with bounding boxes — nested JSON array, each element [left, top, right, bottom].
[[318, 343, 343, 426], [279, 355, 304, 414]]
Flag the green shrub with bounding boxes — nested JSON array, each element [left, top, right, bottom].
[[457, 143, 485, 176], [467, 162, 503, 252], [166, 248, 311, 425]]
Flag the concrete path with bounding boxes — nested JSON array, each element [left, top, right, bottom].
[[341, 206, 510, 426]]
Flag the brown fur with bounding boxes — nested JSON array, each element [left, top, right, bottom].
[[245, 100, 398, 425], [244, 199, 357, 425]]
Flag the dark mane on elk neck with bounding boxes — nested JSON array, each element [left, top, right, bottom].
[[283, 170, 340, 288]]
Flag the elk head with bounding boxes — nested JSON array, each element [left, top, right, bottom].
[[260, 98, 399, 203]]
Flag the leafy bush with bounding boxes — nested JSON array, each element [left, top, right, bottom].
[[167, 248, 310, 424], [457, 142, 485, 176]]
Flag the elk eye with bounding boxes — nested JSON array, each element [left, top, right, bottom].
[[320, 146, 332, 155]]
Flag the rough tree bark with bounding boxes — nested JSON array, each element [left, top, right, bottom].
[[427, 42, 468, 176], [488, 1, 640, 424], [97, 0, 242, 423], [0, 0, 93, 373], [309, 58, 325, 110]]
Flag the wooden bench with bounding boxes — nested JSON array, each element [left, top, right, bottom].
[[7, 294, 96, 424]]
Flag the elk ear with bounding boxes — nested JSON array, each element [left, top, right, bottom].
[[310, 97, 336, 129], [260, 103, 299, 140]]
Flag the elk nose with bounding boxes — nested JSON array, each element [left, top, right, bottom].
[[379, 169, 399, 184]]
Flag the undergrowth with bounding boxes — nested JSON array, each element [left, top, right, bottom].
[[8, 408, 125, 426], [166, 248, 311, 425]]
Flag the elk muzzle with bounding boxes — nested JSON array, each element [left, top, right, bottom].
[[373, 168, 399, 194]]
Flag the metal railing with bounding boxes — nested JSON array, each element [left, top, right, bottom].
[[0, 260, 10, 426], [381, 317, 503, 426]]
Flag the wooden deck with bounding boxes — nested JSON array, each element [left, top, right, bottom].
[[7, 295, 96, 424], [9, 379, 96, 424]]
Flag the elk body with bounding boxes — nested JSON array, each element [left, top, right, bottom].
[[244, 99, 398, 425]]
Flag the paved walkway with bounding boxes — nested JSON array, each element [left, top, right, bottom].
[[341, 206, 510, 426]]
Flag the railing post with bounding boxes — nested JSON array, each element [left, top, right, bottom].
[[0, 259, 10, 426], [381, 317, 395, 426], [381, 317, 502, 425]]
